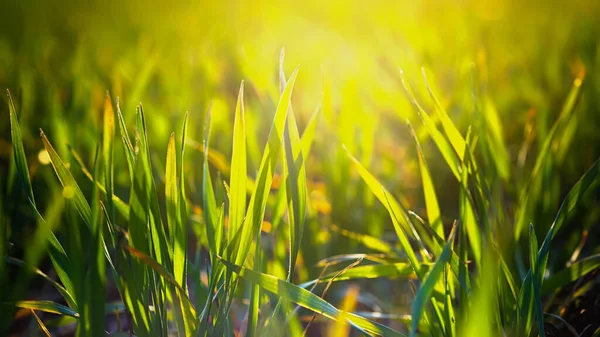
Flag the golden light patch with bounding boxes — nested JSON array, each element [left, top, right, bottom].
[[261, 221, 272, 233], [38, 149, 51, 165], [62, 186, 75, 199]]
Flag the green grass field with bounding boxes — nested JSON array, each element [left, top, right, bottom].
[[2, 0, 600, 336]]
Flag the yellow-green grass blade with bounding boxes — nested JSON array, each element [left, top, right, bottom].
[[329, 225, 395, 255], [103, 92, 116, 225], [461, 251, 498, 337], [420, 69, 466, 160], [40, 130, 92, 226], [514, 73, 585, 240], [410, 225, 456, 337], [229, 81, 247, 245], [300, 262, 428, 288], [31, 309, 52, 337], [166, 132, 186, 288], [399, 71, 461, 179], [67, 146, 129, 219], [116, 99, 136, 182], [233, 66, 299, 266], [344, 146, 416, 241], [408, 121, 443, 239], [202, 104, 222, 256], [13, 300, 79, 318], [284, 101, 307, 281], [6, 89, 35, 206], [219, 257, 407, 337]]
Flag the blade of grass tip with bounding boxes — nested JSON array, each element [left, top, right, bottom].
[[229, 81, 247, 246], [103, 92, 116, 225], [407, 120, 443, 239], [301, 103, 321, 159], [398, 69, 461, 180], [116, 98, 136, 182], [421, 68, 466, 159], [233, 66, 299, 267], [6, 89, 35, 206], [529, 224, 545, 337], [514, 72, 585, 240], [218, 256, 406, 337], [202, 103, 221, 257], [31, 309, 52, 337], [410, 224, 457, 337], [13, 300, 79, 318]]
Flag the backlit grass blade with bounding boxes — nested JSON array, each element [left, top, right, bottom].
[[514, 73, 585, 240], [284, 98, 307, 281], [31, 309, 52, 337], [166, 132, 185, 287], [228, 81, 247, 244], [116, 99, 136, 181], [103, 92, 116, 225], [300, 262, 427, 288], [218, 257, 407, 337], [399, 70, 461, 179], [67, 146, 130, 219], [408, 121, 443, 238], [13, 300, 79, 318], [329, 224, 395, 255], [410, 225, 456, 337], [40, 130, 93, 226], [202, 104, 221, 256], [6, 89, 35, 206], [343, 146, 415, 240], [542, 254, 600, 294], [420, 69, 466, 159], [233, 66, 299, 266]]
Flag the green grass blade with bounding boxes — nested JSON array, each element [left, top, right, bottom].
[[103, 93, 116, 225], [40, 130, 92, 226], [31, 309, 52, 337], [542, 254, 600, 294], [116, 99, 136, 181], [229, 81, 247, 244], [202, 104, 221, 256], [218, 256, 407, 337], [410, 225, 456, 337], [233, 66, 299, 266], [529, 224, 545, 337], [408, 121, 443, 238], [13, 300, 79, 318], [6, 89, 35, 206]]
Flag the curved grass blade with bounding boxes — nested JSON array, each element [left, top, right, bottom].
[[218, 256, 407, 337], [13, 300, 79, 318], [542, 254, 600, 294], [31, 309, 52, 337]]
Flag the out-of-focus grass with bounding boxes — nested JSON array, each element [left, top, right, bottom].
[[2, 0, 600, 336]]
